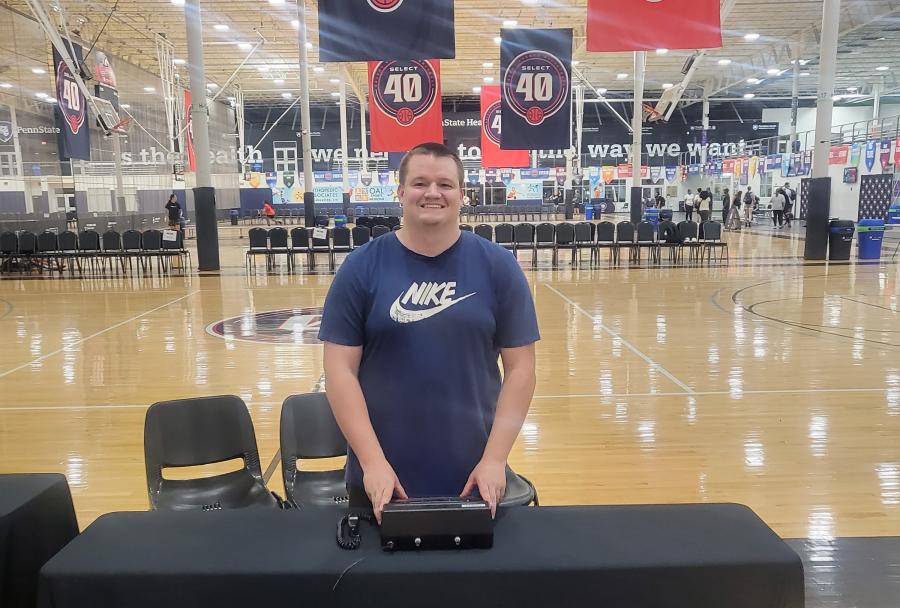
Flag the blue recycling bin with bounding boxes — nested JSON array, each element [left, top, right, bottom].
[[643, 208, 660, 225], [857, 219, 885, 259], [229, 209, 239, 225], [585, 204, 594, 221], [335, 214, 348, 228], [888, 204, 900, 225]]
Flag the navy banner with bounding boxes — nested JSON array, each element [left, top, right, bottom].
[[54, 42, 89, 161], [318, 0, 455, 62], [500, 28, 572, 150]]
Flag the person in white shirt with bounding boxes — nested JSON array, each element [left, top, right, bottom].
[[684, 190, 694, 222], [771, 188, 786, 228]]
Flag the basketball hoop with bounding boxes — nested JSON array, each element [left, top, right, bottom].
[[110, 116, 131, 135], [643, 103, 664, 123]]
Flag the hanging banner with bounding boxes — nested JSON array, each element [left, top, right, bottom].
[[500, 28, 572, 150], [520, 168, 550, 180], [602, 166, 616, 183], [650, 166, 664, 183], [378, 171, 391, 185], [466, 170, 479, 185], [479, 86, 529, 168], [589, 172, 602, 198], [185, 89, 195, 172], [617, 164, 632, 179], [803, 150, 813, 175], [586, 0, 722, 52], [640, 165, 649, 179], [368, 59, 442, 152], [53, 42, 90, 161], [895, 137, 900, 167], [688, 164, 701, 176], [865, 140, 877, 171], [484, 169, 498, 183], [749, 156, 759, 179], [666, 166, 678, 183], [722, 159, 735, 174], [827, 145, 849, 166], [500, 171, 515, 186], [850, 143, 862, 166], [880, 139, 892, 170], [347, 171, 359, 188], [317, 0, 455, 63], [734, 157, 744, 176], [765, 154, 781, 172]]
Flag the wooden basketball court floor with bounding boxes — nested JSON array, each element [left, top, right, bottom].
[[2, 225, 899, 551]]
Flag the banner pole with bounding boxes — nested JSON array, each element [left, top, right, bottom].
[[296, 0, 316, 227], [630, 51, 646, 224]]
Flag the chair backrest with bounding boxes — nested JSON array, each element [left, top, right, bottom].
[[535, 223, 555, 244], [37, 231, 59, 253], [248, 227, 268, 250], [514, 223, 535, 244], [162, 230, 185, 250], [555, 222, 575, 245], [616, 221, 635, 243], [351, 225, 370, 247], [332, 226, 351, 247], [314, 215, 329, 227], [356, 216, 373, 229], [386, 216, 401, 228], [58, 230, 79, 252], [142, 229, 163, 251], [702, 221, 722, 241], [460, 224, 474, 232], [372, 225, 390, 238], [596, 221, 615, 243], [0, 231, 17, 254], [122, 230, 142, 251], [290, 227, 310, 249], [495, 223, 514, 244], [78, 230, 100, 252], [637, 222, 657, 242], [659, 221, 680, 243], [17, 231, 37, 254], [574, 222, 594, 243], [269, 227, 289, 248], [474, 224, 493, 240], [279, 393, 347, 499], [677, 221, 698, 241], [102, 230, 122, 251], [144, 395, 265, 508]]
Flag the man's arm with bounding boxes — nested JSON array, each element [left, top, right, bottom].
[[324, 342, 407, 522], [461, 343, 537, 516]]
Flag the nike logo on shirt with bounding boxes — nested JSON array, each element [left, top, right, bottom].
[[390, 281, 476, 324]]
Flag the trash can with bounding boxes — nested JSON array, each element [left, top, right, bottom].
[[335, 214, 348, 229], [230, 209, 239, 226], [585, 204, 594, 221], [643, 208, 660, 226], [888, 204, 900, 225], [858, 218, 885, 259], [659, 208, 673, 222], [828, 220, 854, 260]]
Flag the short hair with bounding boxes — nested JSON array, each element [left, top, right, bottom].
[[398, 142, 464, 188]]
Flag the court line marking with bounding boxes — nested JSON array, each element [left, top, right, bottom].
[[543, 283, 695, 395], [0, 290, 200, 380], [1, 387, 895, 413]]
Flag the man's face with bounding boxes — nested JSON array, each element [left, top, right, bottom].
[[398, 154, 462, 227]]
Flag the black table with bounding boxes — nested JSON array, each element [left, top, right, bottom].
[[39, 503, 803, 608], [1, 474, 79, 608]]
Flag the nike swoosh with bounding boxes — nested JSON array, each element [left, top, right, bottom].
[[390, 292, 476, 324]]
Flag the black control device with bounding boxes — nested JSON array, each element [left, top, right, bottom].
[[379, 497, 494, 551]]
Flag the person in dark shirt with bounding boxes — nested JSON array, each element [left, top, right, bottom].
[[318, 143, 540, 521], [164, 195, 181, 229]]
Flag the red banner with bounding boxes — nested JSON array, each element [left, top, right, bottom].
[[617, 164, 632, 179], [829, 145, 849, 165], [601, 166, 615, 184], [722, 159, 735, 174], [587, 0, 722, 52], [640, 165, 649, 178], [368, 59, 443, 153], [185, 89, 195, 172], [479, 86, 529, 169], [895, 137, 900, 167]]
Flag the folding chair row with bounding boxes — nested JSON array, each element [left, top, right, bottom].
[[247, 225, 393, 272]]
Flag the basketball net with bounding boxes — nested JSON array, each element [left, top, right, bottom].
[[110, 116, 131, 136], [642, 103, 665, 123]]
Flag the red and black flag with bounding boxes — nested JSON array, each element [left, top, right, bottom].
[[480, 86, 529, 169], [317, 0, 455, 63], [587, 0, 722, 52], [368, 59, 443, 152]]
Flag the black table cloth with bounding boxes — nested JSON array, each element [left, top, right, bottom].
[[1, 474, 79, 608], [39, 503, 803, 608]]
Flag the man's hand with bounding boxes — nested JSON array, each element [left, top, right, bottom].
[[461, 459, 506, 518], [363, 458, 408, 524]]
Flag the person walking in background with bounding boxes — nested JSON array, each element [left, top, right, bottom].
[[743, 187, 755, 227], [697, 190, 712, 238], [164, 194, 181, 230], [783, 182, 796, 228], [726, 190, 743, 231], [771, 188, 786, 229], [262, 200, 277, 225], [721, 188, 730, 224], [684, 189, 694, 222]]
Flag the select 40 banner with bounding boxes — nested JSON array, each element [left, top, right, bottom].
[[368, 59, 443, 152], [318, 0, 455, 62], [53, 42, 89, 161], [587, 0, 722, 52], [480, 86, 529, 169], [500, 28, 572, 151]]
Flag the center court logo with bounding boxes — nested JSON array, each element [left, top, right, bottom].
[[390, 282, 476, 324], [367, 0, 403, 12], [206, 308, 323, 344]]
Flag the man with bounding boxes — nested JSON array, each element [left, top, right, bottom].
[[783, 182, 796, 228], [684, 189, 694, 221], [743, 187, 755, 227], [318, 142, 540, 522], [164, 194, 181, 230]]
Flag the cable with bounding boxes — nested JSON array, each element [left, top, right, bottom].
[[84, 0, 120, 60]]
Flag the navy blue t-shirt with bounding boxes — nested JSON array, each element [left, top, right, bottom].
[[318, 230, 540, 497]]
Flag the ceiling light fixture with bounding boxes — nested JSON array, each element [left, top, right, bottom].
[[282, 92, 292, 98], [596, 87, 607, 95], [144, 86, 156, 92], [494, 36, 502, 44], [876, 66, 890, 71], [31, 67, 46, 74], [484, 76, 494, 83], [482, 62, 494, 68], [717, 59, 732, 65], [329, 78, 340, 84], [744, 33, 760, 41], [766, 68, 781, 75], [291, 19, 299, 28], [656, 48, 669, 55], [171, 0, 184, 6], [0, 83, 12, 89], [313, 66, 325, 73], [214, 24, 229, 31], [617, 73, 629, 79], [273, 78, 285, 84], [662, 83, 673, 89], [120, 104, 130, 109], [473, 86, 482, 93], [238, 42, 252, 50], [743, 93, 755, 99], [747, 78, 762, 84], [502, 20, 517, 27]]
